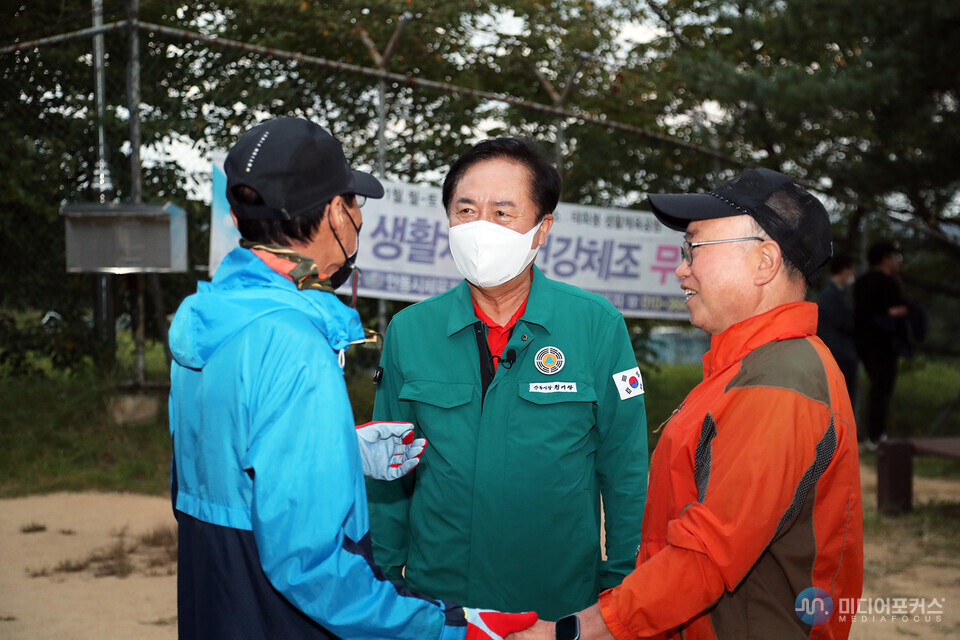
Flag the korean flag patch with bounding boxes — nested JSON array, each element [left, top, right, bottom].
[[613, 367, 644, 400]]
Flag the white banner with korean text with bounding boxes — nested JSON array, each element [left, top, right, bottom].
[[209, 173, 687, 319], [355, 181, 687, 319]]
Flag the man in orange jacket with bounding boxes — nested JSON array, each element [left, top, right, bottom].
[[511, 168, 863, 640]]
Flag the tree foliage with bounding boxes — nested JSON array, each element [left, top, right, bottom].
[[3, 0, 960, 368], [620, 0, 960, 353], [627, 0, 960, 243]]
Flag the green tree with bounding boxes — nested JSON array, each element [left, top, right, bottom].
[[1, 1, 655, 373], [621, 0, 960, 353], [6, 0, 959, 370]]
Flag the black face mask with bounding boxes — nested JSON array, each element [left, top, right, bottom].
[[328, 203, 362, 291], [328, 249, 358, 290]]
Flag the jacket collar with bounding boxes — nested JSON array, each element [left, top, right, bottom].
[[170, 248, 365, 370], [702, 301, 817, 378], [445, 265, 555, 337], [224, 247, 364, 348]]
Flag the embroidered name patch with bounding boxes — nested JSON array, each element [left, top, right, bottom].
[[529, 382, 578, 393], [613, 366, 644, 400]]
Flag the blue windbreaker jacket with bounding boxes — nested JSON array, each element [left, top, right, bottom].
[[168, 248, 467, 640]]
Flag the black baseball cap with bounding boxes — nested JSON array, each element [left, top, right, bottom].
[[648, 167, 833, 281], [225, 117, 384, 220]]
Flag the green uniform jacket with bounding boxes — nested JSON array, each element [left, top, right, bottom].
[[367, 266, 648, 619]]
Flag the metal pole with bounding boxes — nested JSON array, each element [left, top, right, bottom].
[[126, 0, 142, 204], [376, 73, 389, 335], [358, 14, 412, 336], [92, 0, 116, 370], [125, 0, 149, 383], [95, 273, 115, 369], [135, 274, 146, 386], [534, 55, 589, 170], [92, 0, 113, 203], [555, 120, 565, 170], [377, 78, 387, 178]]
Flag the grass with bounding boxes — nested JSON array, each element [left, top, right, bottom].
[[1, 338, 958, 497], [113, 331, 172, 383], [3, 341, 959, 609], [54, 557, 91, 574], [871, 501, 960, 550], [647, 358, 960, 478], [26, 524, 178, 580], [346, 374, 377, 424], [885, 358, 960, 438], [0, 375, 171, 498], [914, 456, 960, 480], [855, 358, 960, 480], [89, 530, 135, 578], [640, 363, 703, 452], [862, 500, 960, 583]]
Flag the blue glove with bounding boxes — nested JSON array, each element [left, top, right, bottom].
[[356, 421, 426, 480]]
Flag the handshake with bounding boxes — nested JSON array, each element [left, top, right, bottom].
[[460, 608, 579, 640]]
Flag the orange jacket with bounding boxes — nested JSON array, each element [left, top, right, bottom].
[[599, 302, 863, 639]]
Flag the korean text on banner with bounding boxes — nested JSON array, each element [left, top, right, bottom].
[[357, 181, 686, 319], [209, 175, 687, 319]]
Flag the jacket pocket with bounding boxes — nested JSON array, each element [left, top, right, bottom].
[[397, 380, 475, 470], [398, 379, 474, 408]]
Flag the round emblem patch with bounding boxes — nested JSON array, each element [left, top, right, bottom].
[[535, 346, 565, 375]]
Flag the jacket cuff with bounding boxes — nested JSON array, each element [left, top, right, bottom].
[[597, 587, 634, 640], [439, 617, 468, 640]]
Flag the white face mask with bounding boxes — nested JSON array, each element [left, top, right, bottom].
[[448, 219, 544, 288]]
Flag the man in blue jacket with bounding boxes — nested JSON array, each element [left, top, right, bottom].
[[168, 117, 536, 640]]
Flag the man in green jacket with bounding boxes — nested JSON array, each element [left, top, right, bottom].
[[366, 137, 648, 621]]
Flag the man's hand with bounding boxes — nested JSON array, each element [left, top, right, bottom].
[[508, 605, 614, 640], [465, 608, 538, 640], [355, 421, 426, 480]]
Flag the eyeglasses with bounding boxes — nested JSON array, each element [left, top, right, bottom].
[[681, 236, 764, 264], [343, 194, 367, 209]]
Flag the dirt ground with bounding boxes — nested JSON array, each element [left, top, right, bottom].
[[1, 465, 958, 639]]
